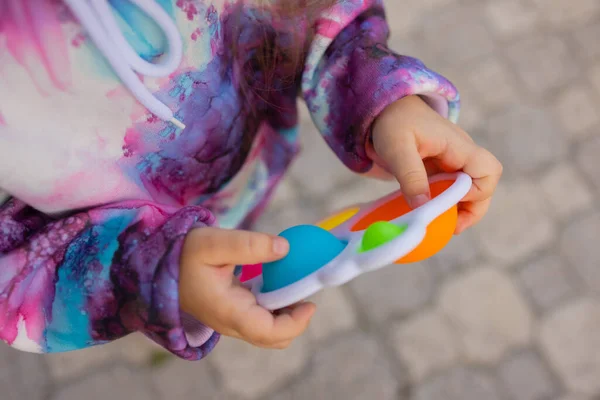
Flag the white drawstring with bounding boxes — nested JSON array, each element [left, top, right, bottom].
[[64, 0, 186, 129]]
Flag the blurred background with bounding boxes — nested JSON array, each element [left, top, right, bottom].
[[3, 0, 600, 399]]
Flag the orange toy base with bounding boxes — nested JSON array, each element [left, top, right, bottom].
[[350, 180, 457, 263]]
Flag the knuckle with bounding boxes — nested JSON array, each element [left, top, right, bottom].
[[218, 306, 239, 328], [494, 158, 504, 176], [479, 147, 504, 176], [250, 331, 272, 346], [202, 234, 218, 251], [401, 169, 427, 187], [231, 317, 252, 338], [243, 233, 268, 258]]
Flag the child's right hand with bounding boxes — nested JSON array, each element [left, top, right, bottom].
[[179, 227, 316, 349]]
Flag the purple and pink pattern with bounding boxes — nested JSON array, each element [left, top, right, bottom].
[[0, 0, 459, 360]]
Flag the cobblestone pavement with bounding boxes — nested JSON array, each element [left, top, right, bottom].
[[3, 0, 600, 399]]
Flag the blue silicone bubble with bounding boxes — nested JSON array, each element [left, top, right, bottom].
[[261, 225, 347, 293]]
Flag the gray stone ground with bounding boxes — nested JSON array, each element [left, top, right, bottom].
[[3, 0, 600, 399]]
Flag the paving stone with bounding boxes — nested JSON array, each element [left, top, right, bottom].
[[506, 35, 578, 97], [0, 344, 49, 400], [484, 0, 540, 39], [306, 287, 357, 342], [432, 69, 484, 131], [391, 310, 460, 381], [473, 180, 555, 266], [517, 252, 580, 313], [325, 176, 397, 215], [383, 0, 425, 38], [388, 34, 431, 66], [531, 0, 600, 29], [115, 333, 170, 366], [486, 105, 568, 176], [555, 395, 592, 400], [52, 366, 157, 400], [554, 85, 600, 140], [420, 6, 495, 67], [539, 164, 594, 219], [46, 345, 114, 382], [349, 261, 437, 323], [288, 104, 356, 198], [591, 64, 600, 94], [45, 334, 166, 381], [467, 57, 518, 111], [255, 197, 322, 235], [430, 228, 479, 278], [271, 333, 398, 400], [576, 135, 600, 192], [412, 366, 504, 400], [254, 206, 289, 235], [438, 267, 533, 364], [440, 69, 486, 132], [151, 357, 228, 400], [209, 336, 309, 400], [539, 298, 600, 396], [455, 88, 486, 132], [268, 177, 297, 211], [560, 211, 600, 295], [573, 20, 600, 60], [384, 0, 455, 37], [498, 349, 558, 400]]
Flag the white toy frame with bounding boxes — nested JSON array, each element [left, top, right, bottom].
[[244, 172, 472, 310]]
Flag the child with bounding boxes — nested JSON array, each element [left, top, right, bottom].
[[0, 0, 501, 360]]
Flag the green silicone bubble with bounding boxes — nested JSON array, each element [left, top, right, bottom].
[[359, 221, 408, 253]]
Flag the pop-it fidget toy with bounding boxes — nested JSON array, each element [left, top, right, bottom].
[[240, 172, 472, 310]]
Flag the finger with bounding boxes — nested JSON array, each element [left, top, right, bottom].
[[272, 301, 306, 315], [455, 198, 492, 234], [461, 148, 503, 202], [188, 227, 289, 266], [452, 124, 476, 144], [427, 132, 478, 173], [424, 158, 444, 176], [259, 305, 310, 349], [269, 339, 293, 350], [365, 137, 395, 181], [376, 133, 431, 209], [234, 302, 316, 347], [419, 132, 501, 207]]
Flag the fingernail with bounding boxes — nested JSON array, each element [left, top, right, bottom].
[[273, 237, 289, 255], [408, 194, 430, 209]]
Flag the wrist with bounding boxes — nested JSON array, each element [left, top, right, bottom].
[[374, 95, 424, 132], [179, 229, 200, 316]]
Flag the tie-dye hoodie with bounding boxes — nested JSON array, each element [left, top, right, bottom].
[[0, 0, 459, 360]]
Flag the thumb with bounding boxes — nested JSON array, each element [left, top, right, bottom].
[[185, 227, 289, 266], [375, 134, 431, 209]]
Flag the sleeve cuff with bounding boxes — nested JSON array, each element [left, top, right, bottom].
[[303, 35, 460, 174], [139, 207, 220, 361], [359, 56, 461, 145], [358, 59, 461, 173]]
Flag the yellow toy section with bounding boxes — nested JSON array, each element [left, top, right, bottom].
[[316, 207, 359, 231]]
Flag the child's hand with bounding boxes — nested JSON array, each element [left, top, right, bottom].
[[179, 227, 316, 349], [371, 95, 502, 234]]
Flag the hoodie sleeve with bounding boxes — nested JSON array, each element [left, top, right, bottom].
[[302, 0, 460, 173], [0, 197, 218, 361]]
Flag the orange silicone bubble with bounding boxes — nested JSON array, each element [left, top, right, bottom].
[[396, 202, 457, 264], [317, 207, 360, 231], [351, 180, 457, 263]]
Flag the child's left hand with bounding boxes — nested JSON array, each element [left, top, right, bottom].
[[369, 95, 502, 235]]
